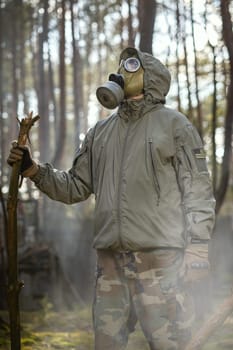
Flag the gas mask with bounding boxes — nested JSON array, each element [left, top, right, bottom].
[[96, 57, 144, 109]]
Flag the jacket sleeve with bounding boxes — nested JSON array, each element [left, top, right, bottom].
[[173, 123, 216, 242], [31, 127, 94, 204]]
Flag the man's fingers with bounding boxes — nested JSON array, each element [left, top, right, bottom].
[[11, 148, 24, 156], [7, 155, 21, 165], [8, 153, 22, 162], [7, 147, 24, 165], [8, 141, 32, 169]]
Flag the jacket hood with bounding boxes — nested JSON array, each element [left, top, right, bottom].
[[119, 47, 171, 104]]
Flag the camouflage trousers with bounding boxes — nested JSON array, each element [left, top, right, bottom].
[[93, 249, 194, 350]]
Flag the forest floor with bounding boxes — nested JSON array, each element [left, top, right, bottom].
[[1, 276, 233, 350]]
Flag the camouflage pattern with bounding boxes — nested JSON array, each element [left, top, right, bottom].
[[93, 249, 194, 350]]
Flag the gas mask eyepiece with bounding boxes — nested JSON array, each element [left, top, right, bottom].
[[96, 74, 124, 110], [119, 57, 141, 73]]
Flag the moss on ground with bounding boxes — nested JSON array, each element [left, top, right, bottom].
[[1, 299, 233, 349]]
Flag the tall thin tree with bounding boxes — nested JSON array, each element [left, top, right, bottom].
[[138, 0, 156, 54], [175, 0, 181, 111], [0, 0, 4, 185], [216, 0, 233, 213], [190, 0, 203, 138], [10, 1, 19, 141], [70, 0, 81, 142], [127, 0, 134, 47], [52, 0, 66, 168], [38, 0, 50, 162], [181, 1, 193, 122]]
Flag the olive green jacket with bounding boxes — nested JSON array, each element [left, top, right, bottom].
[[32, 48, 215, 251]]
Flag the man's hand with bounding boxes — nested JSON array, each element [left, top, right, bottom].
[[184, 242, 210, 283], [7, 141, 39, 178]]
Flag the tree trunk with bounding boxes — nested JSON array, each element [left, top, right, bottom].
[[138, 0, 156, 54], [29, 15, 39, 100], [52, 0, 66, 168], [127, 0, 134, 47], [70, 0, 84, 137], [181, 1, 193, 122], [216, 0, 233, 213], [203, 1, 217, 192], [70, 0, 81, 142], [47, 46, 58, 161], [175, 0, 181, 111], [11, 2, 19, 141], [119, 2, 124, 50], [190, 0, 203, 138], [38, 0, 50, 162], [0, 185, 7, 280], [19, 4, 28, 114], [0, 0, 4, 185]]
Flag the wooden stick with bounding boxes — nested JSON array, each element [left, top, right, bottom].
[[6, 112, 39, 350], [185, 293, 233, 350]]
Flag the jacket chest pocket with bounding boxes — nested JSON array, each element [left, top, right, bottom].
[[147, 138, 176, 202]]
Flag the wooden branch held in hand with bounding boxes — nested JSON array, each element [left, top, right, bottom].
[[185, 293, 233, 350], [6, 112, 40, 350]]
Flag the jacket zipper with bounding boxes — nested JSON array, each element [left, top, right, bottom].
[[94, 144, 104, 196], [148, 139, 160, 205], [117, 120, 131, 249]]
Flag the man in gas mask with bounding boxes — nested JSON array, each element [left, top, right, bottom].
[[8, 47, 215, 349]]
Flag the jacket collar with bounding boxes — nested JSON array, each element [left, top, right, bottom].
[[118, 94, 163, 121]]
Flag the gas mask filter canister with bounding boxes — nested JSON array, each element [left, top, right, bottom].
[[96, 57, 143, 109], [96, 75, 125, 110]]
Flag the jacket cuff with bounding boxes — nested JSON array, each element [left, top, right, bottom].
[[30, 163, 47, 185]]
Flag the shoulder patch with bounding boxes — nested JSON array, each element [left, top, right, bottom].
[[192, 148, 207, 172], [192, 148, 206, 159]]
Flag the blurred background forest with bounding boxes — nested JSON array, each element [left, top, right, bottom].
[[1, 0, 233, 348]]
